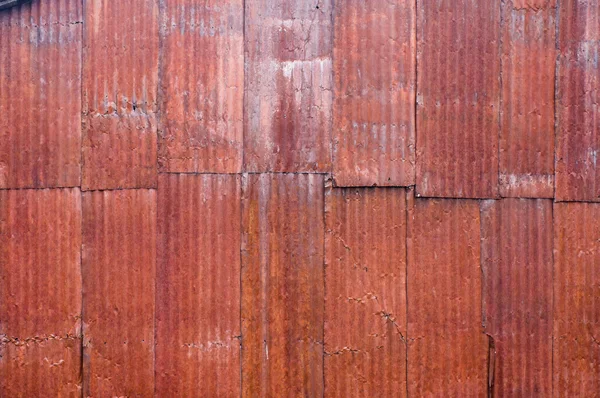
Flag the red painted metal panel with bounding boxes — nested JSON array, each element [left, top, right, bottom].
[[158, 0, 244, 173], [416, 0, 501, 198], [83, 0, 159, 189], [241, 173, 324, 397], [325, 188, 407, 397], [156, 174, 241, 397], [332, 0, 416, 187], [0, 1, 82, 188], [407, 198, 488, 397], [244, 0, 333, 172], [82, 113, 157, 190], [499, 1, 556, 198], [82, 190, 156, 397], [554, 202, 600, 396], [556, 0, 600, 201], [0, 189, 82, 396], [481, 199, 553, 396]]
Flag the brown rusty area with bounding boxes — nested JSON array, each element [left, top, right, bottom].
[[3, 0, 600, 396]]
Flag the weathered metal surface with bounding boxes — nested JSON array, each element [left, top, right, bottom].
[[325, 188, 407, 397], [481, 199, 553, 397], [554, 202, 600, 396], [0, 189, 82, 396], [0, 1, 82, 188], [244, 0, 333, 172], [499, 1, 556, 198], [156, 174, 241, 397], [83, 0, 159, 190], [158, 0, 244, 173], [82, 190, 156, 397], [407, 198, 488, 397], [82, 113, 157, 190], [0, 0, 30, 10], [416, 0, 501, 198], [556, 0, 600, 201], [332, 0, 415, 187], [241, 173, 324, 396]]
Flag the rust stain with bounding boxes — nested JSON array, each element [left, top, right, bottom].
[[0, 189, 82, 396], [0, 1, 82, 188], [500, 1, 556, 198], [332, 0, 416, 187], [325, 187, 407, 397], [241, 173, 324, 397], [158, 0, 244, 173], [82, 113, 157, 190], [554, 202, 600, 396], [407, 197, 488, 397], [82, 190, 156, 397], [244, 0, 333, 172], [481, 199, 553, 396], [556, 0, 600, 201], [416, 0, 501, 199], [156, 174, 241, 397]]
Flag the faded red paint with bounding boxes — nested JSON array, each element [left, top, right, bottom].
[[407, 198, 488, 397], [325, 188, 407, 397], [244, 0, 333, 172], [82, 190, 156, 397], [332, 0, 415, 187], [156, 174, 241, 397], [241, 173, 324, 397], [481, 199, 553, 397], [82, 113, 157, 190], [556, 0, 600, 201], [0, 1, 82, 188], [554, 202, 600, 396], [500, 1, 556, 198], [158, 0, 244, 173], [0, 189, 82, 396], [416, 0, 501, 198]]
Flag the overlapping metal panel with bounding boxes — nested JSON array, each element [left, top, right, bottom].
[[481, 199, 553, 396], [556, 0, 600, 201], [156, 174, 241, 397], [0, 1, 82, 188], [332, 0, 416, 187], [499, 0, 556, 198], [407, 198, 488, 396], [416, 0, 501, 198], [158, 0, 244, 173], [244, 0, 333, 172], [241, 173, 324, 396], [325, 187, 407, 397], [554, 202, 600, 396], [83, 0, 159, 190], [82, 190, 156, 397], [0, 189, 82, 396]]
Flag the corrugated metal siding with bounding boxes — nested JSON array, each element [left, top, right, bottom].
[[325, 188, 407, 397], [241, 173, 324, 397], [416, 0, 501, 199], [156, 174, 241, 397], [332, 0, 415, 187], [407, 198, 488, 397], [0, 189, 82, 396], [556, 0, 600, 201], [82, 0, 159, 190], [244, 0, 333, 172], [499, 1, 556, 198], [0, 1, 82, 188], [82, 190, 156, 397], [481, 199, 553, 396], [158, 0, 244, 173], [554, 202, 600, 396]]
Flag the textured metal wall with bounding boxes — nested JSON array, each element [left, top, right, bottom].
[[1, 0, 600, 396]]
